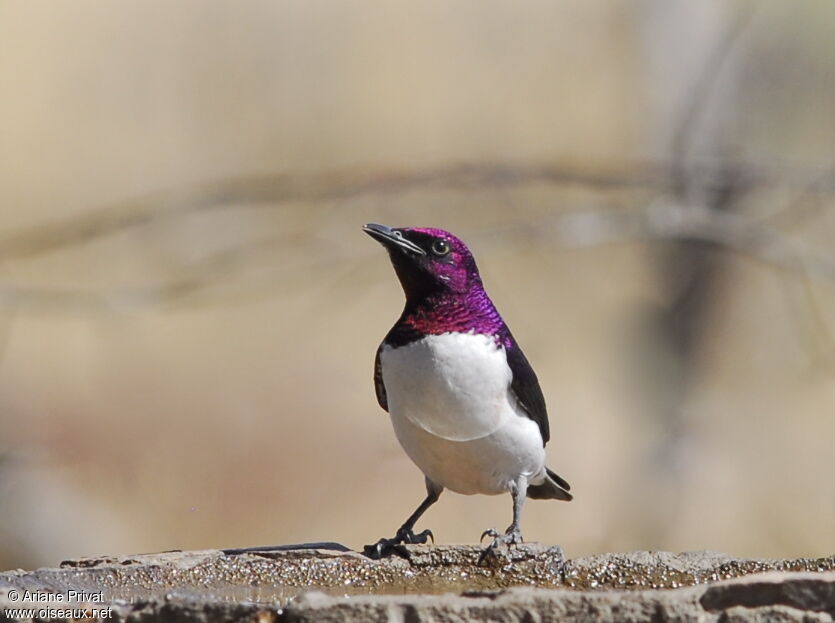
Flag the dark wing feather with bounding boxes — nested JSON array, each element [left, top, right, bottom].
[[506, 343, 550, 445], [373, 344, 388, 412]]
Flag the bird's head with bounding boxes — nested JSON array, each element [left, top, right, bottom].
[[363, 223, 482, 302]]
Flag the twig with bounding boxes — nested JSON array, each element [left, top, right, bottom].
[[1, 160, 834, 265]]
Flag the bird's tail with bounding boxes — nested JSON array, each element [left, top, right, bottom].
[[526, 467, 572, 501]]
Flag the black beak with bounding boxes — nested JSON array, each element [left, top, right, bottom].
[[363, 223, 426, 256]]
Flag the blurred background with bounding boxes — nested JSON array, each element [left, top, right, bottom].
[[1, 0, 833, 570]]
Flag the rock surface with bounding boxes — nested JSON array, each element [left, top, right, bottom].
[[0, 545, 832, 621]]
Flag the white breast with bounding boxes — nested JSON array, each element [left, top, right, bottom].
[[380, 332, 512, 441], [379, 332, 547, 495]]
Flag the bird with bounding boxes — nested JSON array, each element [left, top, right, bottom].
[[362, 223, 572, 560]]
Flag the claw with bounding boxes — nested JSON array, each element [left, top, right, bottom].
[[395, 527, 434, 545], [478, 526, 524, 565], [413, 528, 434, 544], [363, 539, 393, 560], [480, 528, 499, 543], [364, 526, 436, 559]]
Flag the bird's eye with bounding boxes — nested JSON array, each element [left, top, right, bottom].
[[431, 239, 451, 257]]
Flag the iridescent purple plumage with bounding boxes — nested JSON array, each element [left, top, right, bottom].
[[383, 227, 512, 349]]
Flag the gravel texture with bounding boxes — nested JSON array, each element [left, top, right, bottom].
[[1, 544, 833, 621]]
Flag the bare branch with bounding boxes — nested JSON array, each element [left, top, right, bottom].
[[487, 200, 835, 280], [1, 160, 835, 265], [0, 195, 832, 311]]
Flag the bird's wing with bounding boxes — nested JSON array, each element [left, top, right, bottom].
[[506, 343, 550, 445], [373, 344, 388, 412]]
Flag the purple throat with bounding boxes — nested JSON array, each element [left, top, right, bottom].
[[387, 287, 512, 349]]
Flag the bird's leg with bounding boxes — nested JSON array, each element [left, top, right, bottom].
[[480, 477, 526, 563], [364, 478, 443, 559]]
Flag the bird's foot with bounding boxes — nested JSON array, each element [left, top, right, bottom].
[[480, 526, 523, 548], [478, 526, 523, 565], [363, 527, 434, 559]]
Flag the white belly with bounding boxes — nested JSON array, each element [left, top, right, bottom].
[[380, 332, 546, 495]]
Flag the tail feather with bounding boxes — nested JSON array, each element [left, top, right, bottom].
[[547, 467, 571, 491], [526, 467, 572, 501]]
